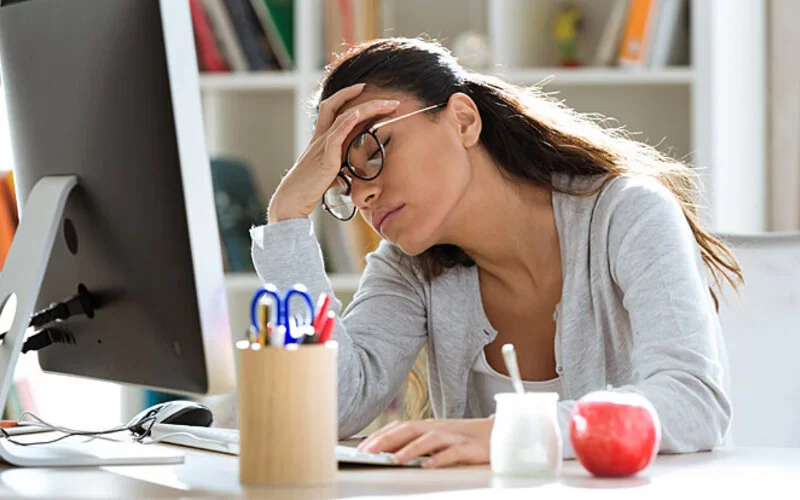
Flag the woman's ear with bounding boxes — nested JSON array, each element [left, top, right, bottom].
[[447, 93, 481, 148]]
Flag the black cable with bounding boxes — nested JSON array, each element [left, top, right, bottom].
[[0, 416, 157, 447], [29, 284, 95, 328], [0, 284, 95, 345], [21, 327, 75, 353]]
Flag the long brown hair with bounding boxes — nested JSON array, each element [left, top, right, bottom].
[[317, 38, 743, 420]]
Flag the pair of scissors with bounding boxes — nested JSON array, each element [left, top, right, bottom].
[[250, 284, 315, 345]]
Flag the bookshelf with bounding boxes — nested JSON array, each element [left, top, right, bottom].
[[200, 0, 768, 298]]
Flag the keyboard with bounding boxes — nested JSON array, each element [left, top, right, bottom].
[[150, 424, 424, 467]]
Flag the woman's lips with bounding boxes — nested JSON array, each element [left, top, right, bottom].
[[378, 205, 405, 234]]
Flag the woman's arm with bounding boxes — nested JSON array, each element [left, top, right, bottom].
[[596, 178, 732, 456], [251, 219, 427, 438]]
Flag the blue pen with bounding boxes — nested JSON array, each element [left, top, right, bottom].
[[250, 284, 315, 345]]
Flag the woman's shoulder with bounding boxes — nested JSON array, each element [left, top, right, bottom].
[[553, 173, 687, 249], [553, 173, 682, 226], [594, 174, 684, 223], [554, 172, 676, 204]]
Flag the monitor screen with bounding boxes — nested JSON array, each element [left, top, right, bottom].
[[0, 0, 235, 397]]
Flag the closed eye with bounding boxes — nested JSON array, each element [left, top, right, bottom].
[[369, 136, 390, 160]]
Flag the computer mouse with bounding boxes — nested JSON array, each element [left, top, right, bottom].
[[127, 400, 214, 437]]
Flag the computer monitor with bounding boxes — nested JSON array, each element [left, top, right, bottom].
[[0, 0, 236, 443]]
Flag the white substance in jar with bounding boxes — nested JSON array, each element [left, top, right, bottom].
[[490, 392, 562, 477]]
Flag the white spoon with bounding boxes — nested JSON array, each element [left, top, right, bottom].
[[501, 344, 525, 395]]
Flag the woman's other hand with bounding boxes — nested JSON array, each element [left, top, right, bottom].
[[357, 418, 494, 468], [267, 83, 400, 223]]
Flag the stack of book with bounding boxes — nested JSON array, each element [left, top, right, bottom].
[[323, 0, 382, 65], [189, 0, 294, 72], [593, 0, 690, 69]]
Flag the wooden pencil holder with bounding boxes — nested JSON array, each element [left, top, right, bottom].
[[237, 341, 338, 486]]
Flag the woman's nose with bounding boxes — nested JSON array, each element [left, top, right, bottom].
[[350, 176, 381, 209]]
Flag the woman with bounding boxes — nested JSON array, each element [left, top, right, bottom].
[[251, 38, 740, 469]]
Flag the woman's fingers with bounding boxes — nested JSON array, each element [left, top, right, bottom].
[[357, 420, 404, 452], [314, 83, 366, 137], [423, 442, 489, 469], [267, 98, 399, 222], [359, 420, 427, 454], [355, 419, 492, 468], [393, 431, 466, 465], [324, 99, 399, 168], [328, 98, 399, 144]]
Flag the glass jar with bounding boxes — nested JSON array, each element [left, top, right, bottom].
[[490, 392, 562, 477]]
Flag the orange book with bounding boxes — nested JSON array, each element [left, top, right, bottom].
[[618, 0, 658, 67], [0, 172, 18, 270]]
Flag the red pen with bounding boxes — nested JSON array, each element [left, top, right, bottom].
[[318, 311, 336, 343], [313, 293, 331, 333]]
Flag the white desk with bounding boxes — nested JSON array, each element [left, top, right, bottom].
[[0, 446, 798, 498]]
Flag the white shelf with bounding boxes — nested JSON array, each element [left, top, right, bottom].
[[198, 67, 692, 93], [225, 272, 361, 294], [500, 67, 695, 86], [199, 71, 300, 92]]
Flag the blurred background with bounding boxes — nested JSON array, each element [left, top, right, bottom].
[[0, 0, 794, 431]]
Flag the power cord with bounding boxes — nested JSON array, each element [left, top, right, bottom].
[[0, 412, 233, 451], [29, 284, 95, 328], [21, 327, 76, 353], [0, 284, 95, 351], [0, 411, 154, 447]]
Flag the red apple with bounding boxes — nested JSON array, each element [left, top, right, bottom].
[[569, 390, 661, 477]]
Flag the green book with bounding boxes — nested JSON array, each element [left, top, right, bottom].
[[250, 0, 294, 70]]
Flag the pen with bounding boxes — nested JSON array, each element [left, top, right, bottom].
[[318, 311, 336, 343], [313, 293, 331, 333]]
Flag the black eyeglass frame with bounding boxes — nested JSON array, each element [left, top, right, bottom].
[[321, 102, 447, 221]]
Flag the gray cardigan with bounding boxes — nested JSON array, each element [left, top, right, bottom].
[[250, 174, 732, 458]]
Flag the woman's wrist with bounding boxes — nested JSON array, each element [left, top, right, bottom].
[[267, 194, 310, 224]]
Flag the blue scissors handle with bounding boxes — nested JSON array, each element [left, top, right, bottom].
[[250, 284, 316, 345], [249, 284, 281, 331]]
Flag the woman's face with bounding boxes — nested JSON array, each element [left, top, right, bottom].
[[336, 90, 476, 256]]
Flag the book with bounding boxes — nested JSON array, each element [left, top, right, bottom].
[[202, 0, 250, 72], [209, 158, 265, 273], [224, 0, 280, 71], [324, 0, 344, 64], [593, 0, 630, 67], [250, 0, 294, 70], [618, 0, 659, 68], [323, 0, 381, 65], [189, 0, 230, 72], [0, 171, 16, 270], [648, 0, 689, 68]]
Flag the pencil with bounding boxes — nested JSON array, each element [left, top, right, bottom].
[[258, 301, 271, 347]]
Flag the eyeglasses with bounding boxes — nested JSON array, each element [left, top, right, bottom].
[[321, 102, 446, 221]]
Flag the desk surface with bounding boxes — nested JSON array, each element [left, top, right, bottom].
[[0, 445, 798, 498]]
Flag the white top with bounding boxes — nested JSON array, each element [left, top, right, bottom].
[[472, 348, 563, 416]]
